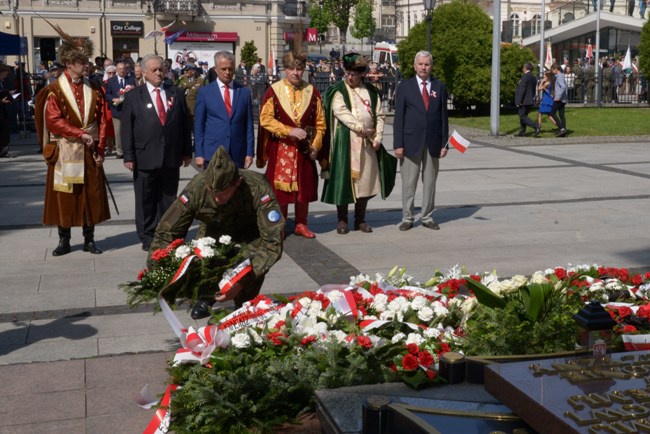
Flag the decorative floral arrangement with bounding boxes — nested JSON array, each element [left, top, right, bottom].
[[120, 236, 245, 308], [127, 254, 650, 433], [119, 84, 134, 96]]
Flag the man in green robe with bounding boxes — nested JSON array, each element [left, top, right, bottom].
[[321, 53, 396, 234]]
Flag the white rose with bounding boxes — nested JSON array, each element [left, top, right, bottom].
[[219, 235, 232, 245], [405, 333, 424, 346], [391, 332, 406, 343], [417, 306, 434, 322], [530, 271, 547, 284], [411, 296, 428, 310], [174, 245, 191, 259], [231, 333, 251, 349]]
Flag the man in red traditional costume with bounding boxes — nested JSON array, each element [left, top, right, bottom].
[[35, 28, 111, 256], [256, 52, 326, 239]]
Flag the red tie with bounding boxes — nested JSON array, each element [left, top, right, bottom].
[[422, 80, 429, 110], [224, 85, 232, 117], [155, 88, 167, 125]]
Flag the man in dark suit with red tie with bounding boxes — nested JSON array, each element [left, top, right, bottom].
[[121, 54, 193, 251], [104, 61, 136, 158], [194, 51, 254, 170], [393, 50, 449, 232]]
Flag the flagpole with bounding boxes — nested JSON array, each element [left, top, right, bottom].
[[596, 0, 601, 107], [539, 0, 546, 78], [489, 0, 501, 136]]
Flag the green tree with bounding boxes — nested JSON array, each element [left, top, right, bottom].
[[397, 0, 493, 110], [350, 0, 376, 45], [322, 0, 360, 47], [240, 41, 258, 67], [308, 0, 332, 35], [500, 43, 538, 106], [639, 20, 650, 78]]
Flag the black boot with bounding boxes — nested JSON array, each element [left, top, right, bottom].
[[52, 226, 71, 256], [336, 205, 349, 234], [82, 225, 103, 255], [354, 198, 372, 232]]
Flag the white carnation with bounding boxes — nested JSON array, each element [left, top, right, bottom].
[[405, 333, 424, 346], [218, 235, 232, 245], [198, 246, 215, 258], [431, 301, 449, 317], [231, 333, 251, 349], [326, 290, 344, 303], [174, 245, 191, 259], [605, 279, 623, 291], [379, 310, 395, 321], [461, 297, 478, 315], [391, 332, 406, 343], [388, 297, 410, 313], [307, 300, 323, 317], [417, 306, 434, 322], [530, 271, 547, 284], [589, 282, 605, 292], [328, 330, 348, 343], [411, 296, 428, 310], [248, 329, 263, 344], [423, 327, 441, 339]]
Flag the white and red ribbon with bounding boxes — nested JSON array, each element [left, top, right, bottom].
[[218, 259, 253, 294], [142, 384, 178, 434]]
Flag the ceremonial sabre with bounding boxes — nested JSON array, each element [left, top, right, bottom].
[[94, 151, 119, 215]]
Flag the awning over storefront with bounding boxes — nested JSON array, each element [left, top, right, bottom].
[[0, 31, 28, 55], [165, 31, 238, 43]]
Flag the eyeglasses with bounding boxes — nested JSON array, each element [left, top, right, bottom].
[[107, 71, 116, 75], [345, 72, 361, 77]]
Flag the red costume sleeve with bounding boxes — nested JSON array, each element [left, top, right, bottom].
[[44, 93, 86, 140]]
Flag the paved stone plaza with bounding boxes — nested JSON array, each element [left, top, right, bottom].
[[1, 126, 649, 432]]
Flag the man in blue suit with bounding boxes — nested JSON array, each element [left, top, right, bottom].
[[104, 61, 136, 158], [194, 51, 254, 170], [393, 51, 449, 231]]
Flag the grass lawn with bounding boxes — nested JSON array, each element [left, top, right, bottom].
[[449, 107, 650, 137]]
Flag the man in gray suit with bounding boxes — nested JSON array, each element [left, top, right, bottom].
[[393, 51, 449, 231]]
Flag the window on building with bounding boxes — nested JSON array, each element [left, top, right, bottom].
[[382, 15, 396, 27], [510, 13, 520, 38], [533, 14, 542, 35]]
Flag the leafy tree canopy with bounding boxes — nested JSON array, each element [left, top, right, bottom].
[[639, 20, 650, 77], [240, 41, 258, 67], [308, 0, 332, 35], [350, 0, 376, 42]]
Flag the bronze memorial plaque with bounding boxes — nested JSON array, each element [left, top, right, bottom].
[[485, 351, 650, 434]]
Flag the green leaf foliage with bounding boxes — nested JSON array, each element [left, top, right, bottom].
[[500, 44, 538, 106], [350, 0, 376, 41], [397, 1, 534, 111], [464, 278, 507, 309], [639, 20, 650, 76], [322, 0, 360, 44], [308, 0, 332, 35], [240, 41, 258, 68]]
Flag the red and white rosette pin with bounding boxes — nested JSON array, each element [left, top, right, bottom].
[[218, 259, 253, 295]]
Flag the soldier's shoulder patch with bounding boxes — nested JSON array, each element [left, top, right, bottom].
[[267, 210, 281, 223], [179, 193, 189, 205], [260, 194, 271, 204]]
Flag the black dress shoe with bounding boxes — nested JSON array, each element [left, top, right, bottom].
[[398, 222, 413, 231], [142, 243, 150, 252], [534, 126, 541, 137], [83, 241, 103, 254], [422, 221, 440, 230], [557, 128, 567, 137], [516, 132, 526, 137]]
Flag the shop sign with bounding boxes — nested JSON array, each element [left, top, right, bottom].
[[111, 21, 144, 36]]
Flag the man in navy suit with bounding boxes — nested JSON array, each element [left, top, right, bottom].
[[393, 51, 449, 231], [104, 61, 136, 158], [194, 51, 254, 170], [121, 54, 193, 251]]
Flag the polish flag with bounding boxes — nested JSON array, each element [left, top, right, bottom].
[[586, 44, 593, 61], [448, 130, 471, 153], [159, 20, 177, 33]]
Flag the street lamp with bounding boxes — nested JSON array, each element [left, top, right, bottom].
[[423, 0, 436, 53]]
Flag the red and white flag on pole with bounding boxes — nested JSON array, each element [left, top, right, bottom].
[[159, 20, 177, 33], [268, 46, 276, 76], [544, 40, 553, 70], [448, 130, 471, 153], [586, 44, 593, 61]]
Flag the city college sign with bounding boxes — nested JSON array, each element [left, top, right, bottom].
[[111, 21, 144, 36]]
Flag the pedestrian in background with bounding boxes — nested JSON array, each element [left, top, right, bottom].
[[514, 62, 540, 137], [550, 63, 567, 137]]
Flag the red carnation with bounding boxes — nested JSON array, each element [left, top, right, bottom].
[[137, 269, 147, 281], [622, 325, 638, 333], [301, 335, 316, 346], [554, 268, 567, 279], [402, 354, 419, 371], [356, 336, 372, 348], [169, 238, 185, 249], [637, 304, 650, 319], [275, 320, 286, 329], [389, 363, 398, 372], [267, 332, 287, 346], [614, 306, 633, 319], [406, 343, 420, 355], [632, 274, 643, 286], [439, 342, 451, 353], [418, 351, 435, 368], [151, 248, 169, 262]]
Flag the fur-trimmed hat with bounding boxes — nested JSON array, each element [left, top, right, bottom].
[[282, 52, 307, 70], [342, 52, 368, 73]]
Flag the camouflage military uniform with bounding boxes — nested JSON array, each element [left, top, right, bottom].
[[176, 74, 206, 125], [149, 147, 284, 305], [585, 64, 596, 103]]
